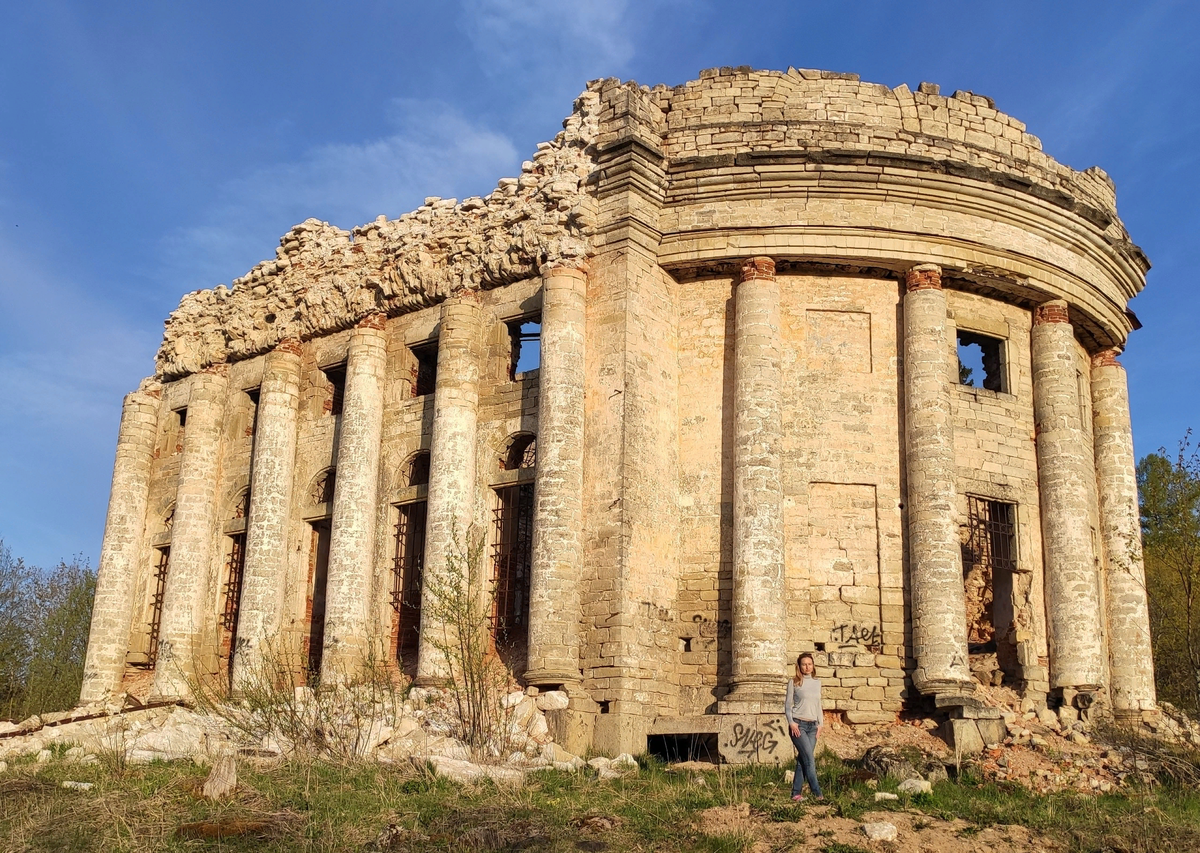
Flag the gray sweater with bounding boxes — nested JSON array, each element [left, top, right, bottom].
[[784, 677, 823, 724]]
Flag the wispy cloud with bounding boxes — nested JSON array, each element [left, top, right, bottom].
[[159, 99, 520, 293], [0, 231, 153, 567], [461, 0, 638, 78]]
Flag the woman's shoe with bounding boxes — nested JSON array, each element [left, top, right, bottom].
[[791, 794, 805, 802]]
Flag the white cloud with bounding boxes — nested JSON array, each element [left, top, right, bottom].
[[461, 0, 638, 76], [160, 99, 521, 293], [0, 232, 153, 567]]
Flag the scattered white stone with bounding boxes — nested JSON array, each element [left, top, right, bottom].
[[611, 753, 637, 771], [36, 749, 52, 764], [874, 792, 899, 801], [201, 754, 237, 800], [502, 690, 526, 709], [0, 760, 7, 773], [61, 781, 94, 791], [862, 822, 898, 842], [898, 778, 933, 795], [535, 691, 569, 711], [528, 714, 550, 744], [430, 756, 484, 784]]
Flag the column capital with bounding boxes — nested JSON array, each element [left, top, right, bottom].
[[1034, 299, 1071, 326], [905, 264, 942, 292], [542, 260, 589, 279], [446, 286, 482, 306], [739, 256, 776, 282], [275, 337, 303, 357], [1091, 347, 1123, 369], [356, 312, 388, 331]]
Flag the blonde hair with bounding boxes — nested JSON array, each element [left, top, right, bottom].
[[794, 652, 815, 686]]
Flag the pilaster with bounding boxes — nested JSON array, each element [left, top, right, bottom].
[[1091, 348, 1156, 713], [417, 292, 484, 683], [526, 264, 588, 688], [1032, 300, 1105, 693], [232, 340, 302, 690], [79, 388, 161, 704], [321, 314, 388, 680], [151, 365, 229, 699], [903, 264, 973, 695], [720, 256, 788, 712]]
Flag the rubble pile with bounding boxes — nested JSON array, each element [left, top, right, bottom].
[[0, 686, 627, 788]]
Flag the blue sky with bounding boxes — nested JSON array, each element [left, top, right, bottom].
[[1, 0, 1197, 568]]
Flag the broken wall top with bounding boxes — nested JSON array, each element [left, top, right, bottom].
[[155, 68, 1145, 380]]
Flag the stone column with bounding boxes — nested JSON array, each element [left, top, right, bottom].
[[526, 264, 587, 688], [903, 264, 973, 695], [231, 340, 302, 691], [721, 256, 788, 712], [79, 388, 161, 705], [1032, 300, 1105, 693], [1091, 347, 1156, 714], [320, 314, 388, 680], [152, 365, 229, 699], [417, 290, 484, 684]]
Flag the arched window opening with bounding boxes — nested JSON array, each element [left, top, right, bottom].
[[501, 434, 537, 471], [405, 451, 431, 487], [311, 470, 336, 505], [220, 489, 250, 683]]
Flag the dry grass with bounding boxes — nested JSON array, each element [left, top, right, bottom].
[[1, 750, 1199, 852]]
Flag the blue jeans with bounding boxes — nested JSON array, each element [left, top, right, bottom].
[[790, 720, 822, 798]]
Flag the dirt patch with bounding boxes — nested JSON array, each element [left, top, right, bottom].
[[698, 804, 1063, 852]]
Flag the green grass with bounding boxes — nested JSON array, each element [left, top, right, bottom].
[[1, 750, 1199, 852]]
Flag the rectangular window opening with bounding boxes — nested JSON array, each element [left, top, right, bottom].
[[321, 365, 346, 416], [491, 483, 535, 658], [410, 342, 438, 397], [144, 547, 170, 668], [508, 316, 541, 379], [957, 330, 1007, 392], [220, 533, 246, 683], [392, 501, 428, 669], [962, 497, 1019, 681], [305, 520, 332, 683]]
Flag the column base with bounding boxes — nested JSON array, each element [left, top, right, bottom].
[[914, 676, 977, 697], [717, 680, 787, 715], [523, 667, 583, 690]]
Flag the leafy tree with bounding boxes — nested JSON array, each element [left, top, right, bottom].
[[0, 541, 37, 718], [1138, 433, 1200, 715], [0, 539, 96, 719], [22, 559, 96, 715]]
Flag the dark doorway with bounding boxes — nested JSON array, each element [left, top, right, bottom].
[[491, 483, 534, 666], [220, 532, 246, 686], [306, 520, 332, 682], [392, 500, 427, 673]]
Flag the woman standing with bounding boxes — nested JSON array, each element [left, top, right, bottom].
[[784, 652, 824, 802]]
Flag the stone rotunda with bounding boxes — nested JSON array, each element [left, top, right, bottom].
[[81, 67, 1156, 760]]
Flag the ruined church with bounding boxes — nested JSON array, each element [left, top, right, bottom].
[[81, 68, 1156, 758]]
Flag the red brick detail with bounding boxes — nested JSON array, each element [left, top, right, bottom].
[[201, 362, 230, 377], [357, 312, 388, 331], [451, 287, 483, 304], [740, 256, 776, 282], [905, 265, 942, 292], [276, 337, 303, 356], [1033, 301, 1071, 326], [1091, 348, 1123, 369]]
